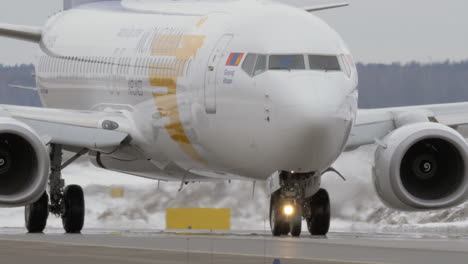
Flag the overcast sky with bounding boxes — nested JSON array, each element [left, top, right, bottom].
[[0, 0, 467, 65]]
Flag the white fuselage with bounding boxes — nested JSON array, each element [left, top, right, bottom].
[[35, 1, 358, 180]]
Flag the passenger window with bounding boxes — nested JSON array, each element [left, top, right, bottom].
[[126, 58, 131, 74], [100, 57, 105, 74], [77, 58, 82, 73], [309, 55, 341, 71], [92, 57, 97, 74], [149, 58, 155, 76], [107, 57, 111, 74], [269, 55, 305, 70], [102, 58, 106, 74], [146, 58, 150, 76], [59, 58, 64, 73], [242, 54, 257, 76], [82, 58, 86, 73]]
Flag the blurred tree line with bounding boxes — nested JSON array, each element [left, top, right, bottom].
[[1, 61, 468, 108], [0, 64, 41, 106], [358, 60, 468, 108]]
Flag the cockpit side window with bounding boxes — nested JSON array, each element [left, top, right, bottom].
[[339, 54, 353, 77], [269, 55, 305, 70], [254, 55, 267, 75], [242, 54, 267, 76], [308, 55, 341, 71], [242, 54, 257, 76]]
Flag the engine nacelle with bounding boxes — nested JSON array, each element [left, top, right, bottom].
[[0, 118, 50, 207], [374, 122, 468, 211]]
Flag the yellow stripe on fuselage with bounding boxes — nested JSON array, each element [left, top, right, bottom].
[[150, 32, 207, 165]]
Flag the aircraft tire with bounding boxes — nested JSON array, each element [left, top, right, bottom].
[[290, 205, 302, 237], [62, 185, 85, 233], [25, 192, 49, 233], [270, 192, 288, 236], [306, 188, 330, 236]]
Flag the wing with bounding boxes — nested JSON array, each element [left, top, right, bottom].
[[0, 104, 131, 151], [0, 104, 246, 182], [0, 23, 41, 43], [347, 102, 468, 150]]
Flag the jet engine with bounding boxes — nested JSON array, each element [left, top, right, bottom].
[[0, 118, 50, 207], [374, 122, 468, 210]]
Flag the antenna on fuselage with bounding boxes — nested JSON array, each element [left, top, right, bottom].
[[303, 2, 349, 12]]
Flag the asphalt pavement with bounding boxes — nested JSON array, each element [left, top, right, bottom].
[[0, 229, 467, 264]]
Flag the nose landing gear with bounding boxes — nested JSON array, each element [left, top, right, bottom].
[[269, 171, 331, 237], [270, 192, 302, 236], [290, 205, 302, 237], [304, 188, 330, 236], [270, 198, 288, 236]]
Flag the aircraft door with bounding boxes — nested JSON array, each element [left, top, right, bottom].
[[205, 34, 233, 114]]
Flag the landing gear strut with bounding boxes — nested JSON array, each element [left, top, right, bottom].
[[268, 171, 331, 237], [25, 144, 85, 233]]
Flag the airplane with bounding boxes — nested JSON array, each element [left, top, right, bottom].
[[1, 0, 468, 237]]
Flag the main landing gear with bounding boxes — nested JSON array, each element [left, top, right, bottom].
[[269, 171, 330, 237], [25, 144, 86, 233]]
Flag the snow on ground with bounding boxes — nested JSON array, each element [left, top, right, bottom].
[[2, 146, 468, 234]]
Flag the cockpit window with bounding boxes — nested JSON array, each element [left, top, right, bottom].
[[254, 55, 267, 75], [242, 54, 257, 76], [242, 54, 267, 76], [308, 55, 341, 71], [269, 55, 305, 70], [241, 53, 343, 78]]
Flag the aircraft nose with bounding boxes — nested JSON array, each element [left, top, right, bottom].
[[269, 73, 355, 172], [272, 73, 355, 123]]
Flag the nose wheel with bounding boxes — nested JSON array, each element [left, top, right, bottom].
[[269, 187, 331, 237], [290, 208, 302, 237], [269, 191, 302, 237], [305, 188, 330, 236]]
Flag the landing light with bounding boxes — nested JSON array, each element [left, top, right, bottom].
[[283, 204, 294, 216]]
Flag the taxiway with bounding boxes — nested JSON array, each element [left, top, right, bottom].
[[0, 229, 467, 264]]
